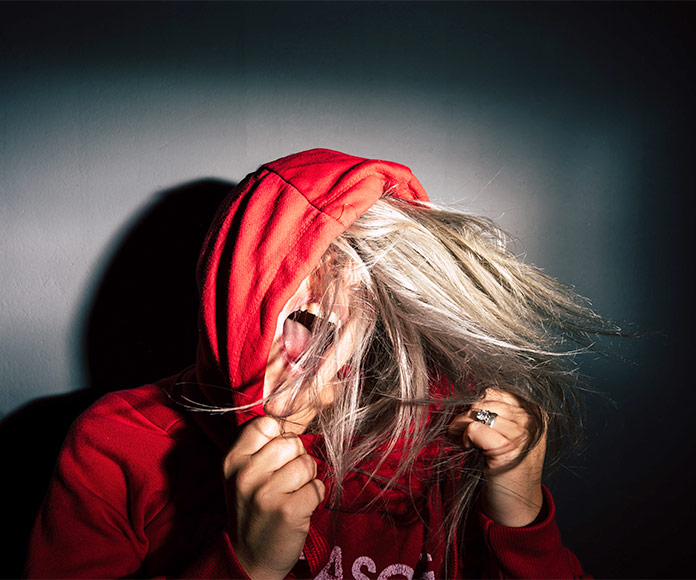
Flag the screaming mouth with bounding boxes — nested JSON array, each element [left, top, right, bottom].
[[282, 303, 339, 369]]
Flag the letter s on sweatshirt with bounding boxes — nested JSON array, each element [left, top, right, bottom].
[[315, 546, 435, 580]]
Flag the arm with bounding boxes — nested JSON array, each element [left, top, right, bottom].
[[25, 395, 159, 578], [449, 389, 589, 579], [222, 416, 325, 580], [24, 391, 252, 579], [477, 486, 588, 579]]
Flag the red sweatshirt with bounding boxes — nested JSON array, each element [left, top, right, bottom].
[[25, 149, 588, 579]]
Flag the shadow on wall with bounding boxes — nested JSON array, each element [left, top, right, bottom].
[[0, 179, 234, 578]]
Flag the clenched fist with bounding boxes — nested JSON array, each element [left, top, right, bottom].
[[448, 388, 546, 527], [223, 416, 325, 580]]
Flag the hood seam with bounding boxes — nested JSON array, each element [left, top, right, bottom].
[[261, 162, 414, 225]]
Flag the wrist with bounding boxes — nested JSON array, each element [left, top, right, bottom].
[[236, 553, 290, 580], [480, 481, 544, 527]]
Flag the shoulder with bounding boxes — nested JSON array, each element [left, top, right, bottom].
[[72, 383, 190, 442], [60, 383, 205, 491]]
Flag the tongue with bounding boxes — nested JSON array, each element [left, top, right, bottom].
[[283, 317, 312, 363]]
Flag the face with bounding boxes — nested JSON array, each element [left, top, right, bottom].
[[263, 272, 357, 433]]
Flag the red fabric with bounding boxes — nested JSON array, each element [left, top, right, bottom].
[[25, 381, 587, 579], [25, 149, 589, 578], [193, 148, 428, 426]]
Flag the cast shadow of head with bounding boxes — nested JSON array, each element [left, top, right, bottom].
[[0, 178, 235, 578]]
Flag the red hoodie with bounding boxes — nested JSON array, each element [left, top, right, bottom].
[[25, 149, 587, 579]]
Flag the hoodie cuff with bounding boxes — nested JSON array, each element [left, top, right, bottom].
[[477, 486, 583, 579], [181, 531, 251, 579]]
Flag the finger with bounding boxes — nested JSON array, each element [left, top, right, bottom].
[[235, 433, 311, 495], [249, 434, 309, 476], [255, 471, 325, 527], [478, 390, 539, 424], [232, 435, 310, 497], [268, 453, 318, 493], [237, 416, 283, 454], [448, 413, 528, 445], [478, 387, 525, 408], [259, 477, 325, 531], [224, 416, 282, 475], [266, 479, 326, 537], [473, 401, 531, 425], [464, 420, 520, 459], [289, 478, 326, 514]]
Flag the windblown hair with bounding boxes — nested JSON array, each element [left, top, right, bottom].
[[263, 195, 619, 559]]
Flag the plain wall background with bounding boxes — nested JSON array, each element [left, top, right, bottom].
[[2, 2, 693, 577]]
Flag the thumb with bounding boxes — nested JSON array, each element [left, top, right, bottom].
[[224, 416, 282, 476]]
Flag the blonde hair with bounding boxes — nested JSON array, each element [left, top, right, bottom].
[[261, 195, 619, 560]]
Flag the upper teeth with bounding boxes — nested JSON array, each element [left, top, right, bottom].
[[301, 303, 320, 315], [300, 303, 340, 327]]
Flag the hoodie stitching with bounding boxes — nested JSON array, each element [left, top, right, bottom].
[[230, 185, 335, 399], [262, 164, 422, 224], [261, 167, 347, 224], [112, 391, 188, 437], [218, 161, 425, 413]]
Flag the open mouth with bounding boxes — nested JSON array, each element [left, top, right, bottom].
[[282, 303, 338, 370]]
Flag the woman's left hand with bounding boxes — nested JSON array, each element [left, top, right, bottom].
[[448, 388, 546, 527]]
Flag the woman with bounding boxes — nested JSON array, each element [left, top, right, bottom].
[[26, 149, 615, 578]]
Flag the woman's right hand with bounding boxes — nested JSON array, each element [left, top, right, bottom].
[[223, 416, 325, 580]]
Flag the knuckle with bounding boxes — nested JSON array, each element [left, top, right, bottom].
[[222, 453, 237, 478], [250, 483, 274, 512], [253, 416, 282, 439], [233, 464, 256, 493], [277, 498, 302, 523], [466, 420, 484, 435], [223, 446, 250, 478], [297, 452, 317, 476], [284, 433, 307, 453], [312, 478, 326, 503], [270, 433, 305, 457]]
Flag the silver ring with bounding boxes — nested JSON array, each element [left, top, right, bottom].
[[474, 409, 498, 428]]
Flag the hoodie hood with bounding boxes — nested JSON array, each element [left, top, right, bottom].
[[192, 149, 428, 428]]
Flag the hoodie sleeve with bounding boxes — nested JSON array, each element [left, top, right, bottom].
[[475, 486, 589, 579], [177, 534, 251, 579], [24, 389, 251, 580]]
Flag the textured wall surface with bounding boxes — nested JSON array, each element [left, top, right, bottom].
[[1, 2, 693, 577]]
